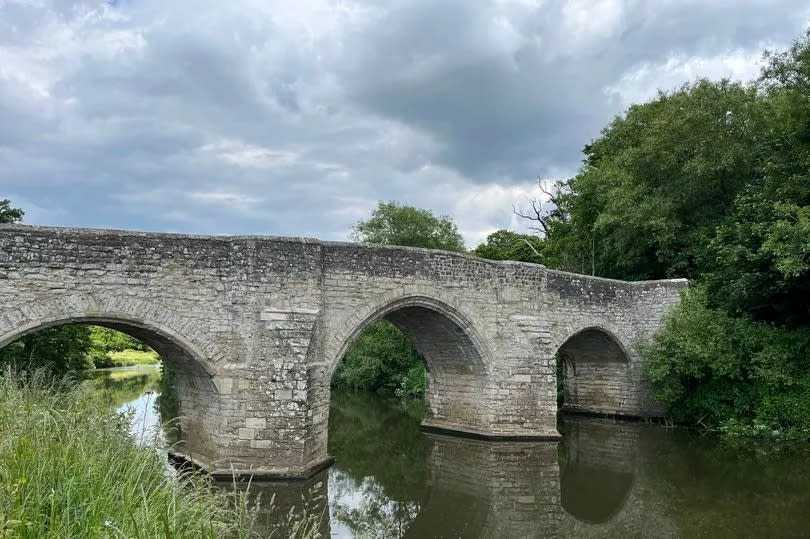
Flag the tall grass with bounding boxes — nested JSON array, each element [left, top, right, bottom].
[[0, 369, 259, 538]]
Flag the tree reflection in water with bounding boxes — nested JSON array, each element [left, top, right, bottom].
[[327, 391, 428, 537]]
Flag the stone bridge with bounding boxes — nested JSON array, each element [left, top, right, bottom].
[[0, 225, 686, 478]]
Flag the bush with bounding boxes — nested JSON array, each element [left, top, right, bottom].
[[642, 287, 810, 438], [0, 326, 93, 373]]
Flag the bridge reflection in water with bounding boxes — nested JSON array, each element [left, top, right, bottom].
[[236, 393, 676, 538]]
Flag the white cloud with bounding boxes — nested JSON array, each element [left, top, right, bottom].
[[199, 139, 299, 169]]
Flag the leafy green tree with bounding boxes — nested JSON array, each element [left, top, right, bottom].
[[705, 190, 810, 327], [702, 33, 810, 327], [352, 201, 465, 252], [0, 325, 93, 373], [332, 320, 425, 397], [0, 199, 24, 223], [472, 230, 544, 264], [526, 80, 761, 280]]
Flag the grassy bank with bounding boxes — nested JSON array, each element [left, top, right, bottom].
[[0, 370, 257, 538], [103, 349, 161, 368]]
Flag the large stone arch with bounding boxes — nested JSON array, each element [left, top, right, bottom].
[[0, 293, 226, 369], [325, 294, 493, 379], [328, 294, 492, 433], [0, 293, 227, 467]]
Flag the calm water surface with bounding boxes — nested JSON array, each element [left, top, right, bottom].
[[89, 367, 810, 538]]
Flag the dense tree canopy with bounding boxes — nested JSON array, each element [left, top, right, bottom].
[[352, 201, 465, 252], [530, 80, 762, 280]]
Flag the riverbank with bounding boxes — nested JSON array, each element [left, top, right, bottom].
[[0, 370, 256, 537]]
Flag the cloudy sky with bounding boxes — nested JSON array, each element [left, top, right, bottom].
[[1, 0, 808, 247]]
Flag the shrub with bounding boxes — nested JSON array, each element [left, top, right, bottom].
[[642, 287, 810, 438]]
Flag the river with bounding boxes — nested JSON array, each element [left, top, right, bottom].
[[86, 366, 810, 538]]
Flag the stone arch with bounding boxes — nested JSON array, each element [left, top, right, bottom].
[[554, 324, 634, 416], [326, 294, 492, 379], [0, 294, 227, 466], [318, 293, 494, 441], [0, 294, 223, 382], [556, 325, 632, 366]]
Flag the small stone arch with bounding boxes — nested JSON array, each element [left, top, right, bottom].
[[554, 324, 635, 416], [556, 325, 632, 366]]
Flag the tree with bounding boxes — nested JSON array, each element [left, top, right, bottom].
[[702, 31, 810, 327], [0, 324, 93, 373], [472, 230, 544, 264], [0, 199, 24, 224], [352, 202, 465, 252], [520, 80, 762, 280], [332, 320, 424, 397]]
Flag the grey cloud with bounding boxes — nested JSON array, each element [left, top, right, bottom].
[[0, 0, 807, 246]]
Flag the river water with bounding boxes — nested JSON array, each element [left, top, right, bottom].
[[87, 366, 810, 538]]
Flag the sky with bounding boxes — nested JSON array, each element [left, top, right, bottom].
[[1, 0, 808, 248]]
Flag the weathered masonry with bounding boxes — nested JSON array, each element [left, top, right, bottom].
[[0, 225, 687, 478]]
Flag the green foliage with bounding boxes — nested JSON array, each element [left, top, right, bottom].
[[0, 199, 24, 224], [103, 349, 161, 367], [543, 79, 761, 280], [352, 201, 465, 252], [472, 229, 544, 263], [87, 326, 154, 367], [0, 369, 259, 537], [89, 326, 147, 354], [705, 189, 810, 327], [0, 325, 93, 374], [642, 287, 810, 437], [332, 320, 425, 397]]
